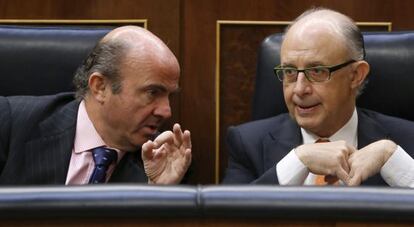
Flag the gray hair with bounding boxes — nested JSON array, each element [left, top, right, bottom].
[[73, 40, 127, 100], [284, 7, 367, 95]]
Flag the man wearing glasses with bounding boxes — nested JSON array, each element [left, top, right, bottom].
[[223, 8, 414, 186]]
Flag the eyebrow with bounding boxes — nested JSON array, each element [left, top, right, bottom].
[[144, 84, 181, 94], [281, 61, 327, 68]]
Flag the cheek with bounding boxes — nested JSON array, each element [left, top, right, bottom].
[[107, 98, 143, 121], [128, 104, 156, 123], [283, 85, 293, 104], [316, 86, 344, 112], [134, 106, 152, 117]]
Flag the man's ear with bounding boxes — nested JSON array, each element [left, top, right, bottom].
[[350, 60, 370, 89], [88, 72, 109, 103]]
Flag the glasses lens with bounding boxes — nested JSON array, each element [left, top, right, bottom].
[[305, 67, 329, 82], [276, 68, 297, 82]]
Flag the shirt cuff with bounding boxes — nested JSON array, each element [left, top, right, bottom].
[[381, 145, 414, 187], [276, 148, 309, 185]]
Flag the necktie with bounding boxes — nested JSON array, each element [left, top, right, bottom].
[[314, 138, 339, 185], [89, 147, 118, 184]]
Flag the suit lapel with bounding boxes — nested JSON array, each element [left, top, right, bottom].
[[24, 100, 79, 184], [357, 109, 390, 186], [263, 116, 302, 170], [109, 151, 148, 183], [357, 109, 390, 149]]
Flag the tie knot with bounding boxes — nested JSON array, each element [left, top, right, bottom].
[[315, 138, 330, 143], [92, 147, 118, 167]]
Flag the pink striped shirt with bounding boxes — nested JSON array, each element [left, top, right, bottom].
[[65, 101, 126, 185]]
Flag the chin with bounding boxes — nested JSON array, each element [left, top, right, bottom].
[[295, 117, 319, 131], [120, 138, 145, 152], [135, 137, 149, 146]]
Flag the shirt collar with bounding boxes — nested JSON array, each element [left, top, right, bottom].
[[301, 108, 358, 147], [73, 100, 106, 154]]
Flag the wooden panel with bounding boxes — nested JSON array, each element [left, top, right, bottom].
[[180, 0, 219, 184], [0, 19, 147, 28], [0, 0, 180, 52]]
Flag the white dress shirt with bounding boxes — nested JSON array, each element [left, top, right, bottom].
[[276, 109, 414, 187]]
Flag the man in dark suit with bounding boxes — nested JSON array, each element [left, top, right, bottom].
[[223, 8, 414, 187], [0, 26, 191, 185]]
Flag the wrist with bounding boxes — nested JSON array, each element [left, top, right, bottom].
[[294, 145, 302, 159], [381, 139, 397, 164], [294, 145, 307, 164]]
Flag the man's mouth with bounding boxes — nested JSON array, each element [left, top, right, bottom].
[[145, 125, 159, 132], [295, 103, 320, 113], [140, 125, 159, 140]]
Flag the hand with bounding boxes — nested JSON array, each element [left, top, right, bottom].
[[142, 123, 192, 184], [295, 140, 355, 184], [348, 140, 396, 186]]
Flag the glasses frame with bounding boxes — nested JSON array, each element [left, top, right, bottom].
[[274, 59, 357, 83]]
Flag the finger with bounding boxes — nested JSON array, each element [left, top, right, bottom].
[[182, 130, 192, 149], [336, 168, 350, 185], [176, 148, 192, 173], [153, 144, 167, 158], [160, 142, 174, 155], [184, 148, 192, 168], [348, 165, 356, 180], [340, 156, 350, 173], [153, 131, 174, 148], [347, 156, 356, 177], [348, 174, 362, 186], [347, 144, 357, 155], [141, 140, 155, 160], [348, 152, 355, 162], [173, 123, 183, 146]]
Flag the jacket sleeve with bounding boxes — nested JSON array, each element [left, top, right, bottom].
[[222, 126, 279, 184]]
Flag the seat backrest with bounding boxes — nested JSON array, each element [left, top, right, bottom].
[[0, 25, 112, 96], [253, 31, 414, 122]]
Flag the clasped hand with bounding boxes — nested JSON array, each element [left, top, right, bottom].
[[141, 123, 192, 184], [295, 140, 396, 186]]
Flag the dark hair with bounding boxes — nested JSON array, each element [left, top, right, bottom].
[[73, 40, 127, 100]]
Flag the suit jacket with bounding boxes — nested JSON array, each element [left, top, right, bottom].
[[223, 108, 414, 186], [0, 93, 148, 185]]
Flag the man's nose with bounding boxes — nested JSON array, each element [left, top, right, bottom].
[[154, 97, 172, 119], [292, 72, 311, 96]]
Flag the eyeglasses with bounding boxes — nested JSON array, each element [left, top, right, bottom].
[[274, 59, 356, 83]]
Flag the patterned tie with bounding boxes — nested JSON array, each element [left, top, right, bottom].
[[314, 138, 339, 185], [88, 147, 118, 184]]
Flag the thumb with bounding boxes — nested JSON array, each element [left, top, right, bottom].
[[142, 140, 155, 160]]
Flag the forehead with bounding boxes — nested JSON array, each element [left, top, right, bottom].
[[120, 51, 180, 90], [281, 21, 348, 65]]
